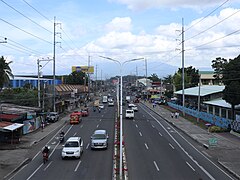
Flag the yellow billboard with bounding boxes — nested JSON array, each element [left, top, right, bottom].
[[72, 66, 94, 74]]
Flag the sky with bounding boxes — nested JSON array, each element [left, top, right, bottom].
[[0, 0, 240, 80]]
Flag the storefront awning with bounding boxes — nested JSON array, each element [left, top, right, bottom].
[[3, 123, 24, 131]]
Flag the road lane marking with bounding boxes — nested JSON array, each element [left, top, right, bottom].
[[73, 132, 77, 136], [86, 143, 90, 149], [100, 119, 102, 121], [186, 161, 195, 171], [144, 143, 149, 150], [27, 164, 43, 180], [158, 132, 162, 136], [133, 119, 135, 122], [153, 161, 160, 171], [139, 132, 142, 136], [32, 151, 41, 160], [152, 124, 155, 128], [135, 124, 138, 128], [44, 161, 53, 171], [169, 143, 175, 149], [97, 124, 99, 128], [80, 124, 83, 128], [141, 107, 217, 180], [74, 160, 82, 172]]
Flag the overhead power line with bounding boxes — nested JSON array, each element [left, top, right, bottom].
[[22, 0, 53, 23], [185, 0, 229, 32], [0, 18, 52, 44], [0, 0, 52, 34], [186, 8, 240, 42]]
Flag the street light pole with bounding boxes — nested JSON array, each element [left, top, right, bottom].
[[99, 56, 144, 179]]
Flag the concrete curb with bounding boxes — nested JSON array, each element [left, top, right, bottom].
[[218, 161, 240, 180]]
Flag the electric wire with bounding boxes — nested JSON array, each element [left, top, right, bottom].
[[185, 0, 229, 32], [22, 0, 53, 23], [0, 0, 53, 34], [186, 8, 240, 42], [0, 18, 52, 45]]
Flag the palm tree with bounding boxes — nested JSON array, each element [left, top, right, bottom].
[[0, 56, 14, 89]]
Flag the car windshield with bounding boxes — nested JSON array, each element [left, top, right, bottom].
[[65, 141, 79, 147], [92, 134, 106, 139]]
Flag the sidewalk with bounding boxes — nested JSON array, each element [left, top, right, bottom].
[[0, 113, 69, 179], [142, 101, 240, 180]]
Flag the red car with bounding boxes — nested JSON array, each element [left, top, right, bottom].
[[81, 109, 89, 117]]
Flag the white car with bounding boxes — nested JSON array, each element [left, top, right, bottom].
[[99, 104, 104, 109], [125, 109, 134, 119], [108, 101, 114, 106], [128, 103, 138, 111], [62, 137, 83, 159], [91, 130, 108, 149]]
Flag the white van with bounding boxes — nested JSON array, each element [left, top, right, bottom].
[[125, 109, 134, 119]]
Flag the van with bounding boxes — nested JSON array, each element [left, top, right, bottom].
[[125, 109, 134, 119], [91, 130, 108, 149]]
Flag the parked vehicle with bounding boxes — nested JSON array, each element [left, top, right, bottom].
[[126, 96, 131, 103], [61, 137, 83, 159], [125, 109, 134, 119], [46, 112, 59, 123], [91, 130, 108, 149], [70, 111, 82, 124], [102, 96, 108, 103], [99, 104, 104, 109]]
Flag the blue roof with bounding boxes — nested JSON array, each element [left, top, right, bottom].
[[174, 85, 225, 97]]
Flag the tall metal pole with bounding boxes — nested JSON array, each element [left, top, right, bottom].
[[145, 58, 148, 99], [53, 16, 56, 112], [182, 18, 185, 116], [88, 55, 90, 101], [197, 74, 201, 123], [120, 69, 123, 179], [37, 59, 41, 108]]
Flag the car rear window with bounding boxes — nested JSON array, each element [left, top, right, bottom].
[[92, 134, 106, 139], [65, 141, 79, 147]]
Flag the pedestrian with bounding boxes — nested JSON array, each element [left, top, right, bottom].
[[171, 112, 174, 118], [41, 120, 45, 131], [175, 112, 178, 119]]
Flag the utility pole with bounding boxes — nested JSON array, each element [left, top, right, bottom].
[[145, 58, 148, 99], [53, 17, 61, 112], [95, 65, 98, 93], [181, 18, 185, 116], [88, 55, 90, 101]]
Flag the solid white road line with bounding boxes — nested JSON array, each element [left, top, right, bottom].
[[44, 161, 53, 171], [139, 132, 142, 136], [135, 124, 138, 128], [153, 161, 160, 171], [86, 143, 90, 149], [74, 160, 82, 172], [96, 124, 99, 128], [144, 143, 149, 150], [169, 143, 175, 149], [186, 161, 195, 171]]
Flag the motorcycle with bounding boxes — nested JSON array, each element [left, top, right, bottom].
[[59, 134, 64, 143], [42, 152, 48, 164]]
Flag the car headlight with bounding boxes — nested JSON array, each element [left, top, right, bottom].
[[76, 150, 80, 153], [62, 150, 66, 153]]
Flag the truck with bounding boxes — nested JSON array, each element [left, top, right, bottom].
[[102, 96, 108, 103], [70, 111, 82, 124], [126, 96, 131, 103]]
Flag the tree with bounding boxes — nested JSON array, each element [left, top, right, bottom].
[[64, 71, 87, 85], [0, 56, 14, 89], [211, 57, 228, 84], [149, 73, 160, 82], [222, 54, 240, 120], [163, 75, 173, 84], [173, 66, 199, 91]]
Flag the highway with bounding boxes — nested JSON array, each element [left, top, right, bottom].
[[9, 104, 115, 180], [8, 101, 235, 180], [124, 103, 234, 180]]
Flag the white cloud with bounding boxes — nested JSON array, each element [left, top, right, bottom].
[[105, 17, 132, 32], [109, 0, 232, 10]]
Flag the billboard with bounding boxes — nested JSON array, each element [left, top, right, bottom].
[[72, 66, 94, 74]]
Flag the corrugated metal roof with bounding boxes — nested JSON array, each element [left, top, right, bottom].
[[203, 98, 240, 109], [174, 85, 225, 96]]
